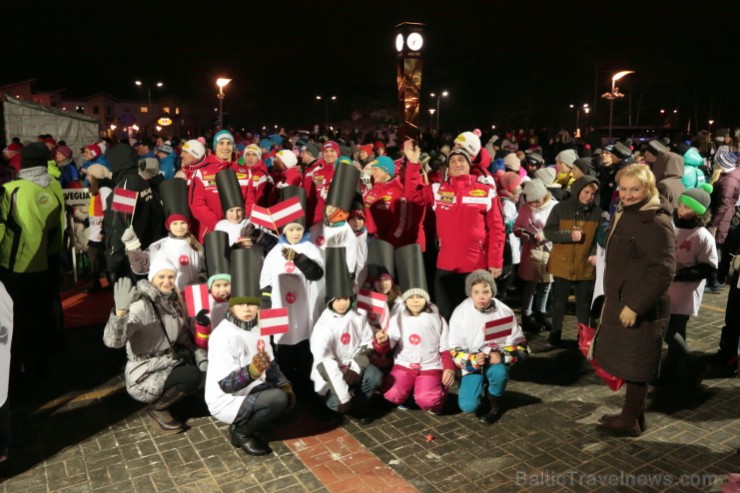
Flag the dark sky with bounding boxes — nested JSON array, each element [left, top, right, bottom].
[[3, 0, 738, 132]]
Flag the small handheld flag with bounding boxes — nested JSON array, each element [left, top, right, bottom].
[[184, 283, 210, 318], [260, 308, 290, 336]]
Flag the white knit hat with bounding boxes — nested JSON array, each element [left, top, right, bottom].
[[504, 153, 521, 171], [148, 256, 177, 282], [454, 131, 481, 158], [182, 139, 206, 161], [276, 149, 297, 169]]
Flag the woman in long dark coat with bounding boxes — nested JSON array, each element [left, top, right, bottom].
[[593, 164, 676, 437]]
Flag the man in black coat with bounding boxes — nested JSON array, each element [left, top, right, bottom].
[[103, 143, 163, 283]]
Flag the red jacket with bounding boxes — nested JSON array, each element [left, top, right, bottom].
[[405, 161, 505, 272], [232, 161, 272, 215], [303, 159, 335, 225], [364, 177, 414, 248], [189, 155, 233, 242], [269, 166, 303, 205]]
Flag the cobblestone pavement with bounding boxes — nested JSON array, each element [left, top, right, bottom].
[[1, 289, 739, 493]]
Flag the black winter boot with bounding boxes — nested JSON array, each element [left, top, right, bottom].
[[534, 312, 553, 332], [229, 422, 272, 456], [522, 315, 544, 333], [147, 387, 188, 434], [478, 395, 503, 424]]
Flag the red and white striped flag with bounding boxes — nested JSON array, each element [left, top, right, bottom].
[[183, 283, 210, 317], [111, 187, 138, 214], [260, 308, 289, 336], [357, 289, 390, 331], [249, 205, 275, 230], [271, 196, 304, 229]]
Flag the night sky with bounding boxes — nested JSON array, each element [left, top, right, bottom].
[[3, 0, 738, 133]]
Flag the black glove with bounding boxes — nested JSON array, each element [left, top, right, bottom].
[[195, 309, 211, 327]]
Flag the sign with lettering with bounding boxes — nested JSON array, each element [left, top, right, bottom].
[[62, 188, 90, 206]]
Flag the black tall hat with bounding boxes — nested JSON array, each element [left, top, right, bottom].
[[159, 178, 190, 221], [229, 248, 262, 307], [216, 168, 245, 214], [366, 239, 394, 282], [278, 186, 307, 229], [325, 162, 360, 212], [204, 231, 231, 286], [325, 247, 352, 302], [394, 244, 429, 301]]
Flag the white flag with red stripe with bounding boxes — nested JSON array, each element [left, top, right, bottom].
[[271, 196, 304, 229], [260, 308, 289, 336], [111, 187, 138, 214], [183, 283, 210, 317], [484, 316, 514, 344], [357, 289, 390, 331], [249, 205, 275, 230]]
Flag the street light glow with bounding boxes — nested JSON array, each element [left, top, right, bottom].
[[216, 78, 231, 89], [612, 70, 635, 82]]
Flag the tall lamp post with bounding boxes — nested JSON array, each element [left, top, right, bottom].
[[316, 95, 337, 127], [573, 103, 589, 138], [134, 80, 163, 111], [216, 78, 231, 130], [430, 91, 448, 132], [601, 70, 634, 141]]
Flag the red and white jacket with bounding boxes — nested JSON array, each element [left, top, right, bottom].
[[232, 161, 272, 215], [188, 155, 233, 242], [268, 166, 303, 206], [363, 177, 414, 248], [405, 161, 506, 273], [303, 159, 335, 225]]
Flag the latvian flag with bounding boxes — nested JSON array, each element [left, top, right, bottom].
[[249, 205, 275, 230], [111, 187, 138, 214], [183, 283, 210, 317], [484, 316, 514, 345], [270, 196, 304, 229], [357, 289, 389, 331], [260, 308, 290, 336]]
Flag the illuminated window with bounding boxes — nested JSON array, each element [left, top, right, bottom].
[[175, 107, 180, 115], [141, 107, 149, 113], [164, 107, 170, 114]]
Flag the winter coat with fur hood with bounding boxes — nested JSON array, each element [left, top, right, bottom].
[[103, 280, 194, 403]]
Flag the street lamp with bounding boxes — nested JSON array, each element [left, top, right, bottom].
[[134, 80, 163, 112], [575, 103, 589, 138], [316, 95, 337, 127], [430, 91, 448, 131], [428, 108, 436, 129], [601, 70, 634, 140], [216, 78, 231, 130]]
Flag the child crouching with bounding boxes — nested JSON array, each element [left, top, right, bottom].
[[449, 270, 529, 423]]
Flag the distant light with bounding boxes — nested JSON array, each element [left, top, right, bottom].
[[492, 125, 496, 129], [316, 95, 322, 100], [216, 78, 231, 89], [569, 104, 575, 109], [612, 70, 635, 82], [158, 115, 173, 126], [155, 126, 162, 132], [673, 109, 678, 114], [442, 91, 449, 97]]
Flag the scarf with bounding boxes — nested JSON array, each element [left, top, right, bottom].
[[19, 166, 52, 188]]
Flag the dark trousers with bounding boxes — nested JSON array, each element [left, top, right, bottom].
[[550, 277, 594, 338], [0, 269, 52, 386], [719, 271, 740, 358], [163, 364, 202, 394], [0, 399, 9, 454], [235, 388, 288, 432], [325, 365, 383, 412], [276, 340, 314, 400], [434, 269, 470, 321]]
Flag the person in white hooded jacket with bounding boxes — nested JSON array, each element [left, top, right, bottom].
[[309, 247, 381, 424], [260, 214, 324, 400], [0, 281, 13, 463]]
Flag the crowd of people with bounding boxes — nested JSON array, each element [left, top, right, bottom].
[[0, 124, 738, 461]]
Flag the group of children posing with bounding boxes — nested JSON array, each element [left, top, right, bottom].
[[103, 141, 718, 457]]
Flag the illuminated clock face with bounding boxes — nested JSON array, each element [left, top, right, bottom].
[[407, 32, 423, 51], [395, 34, 404, 52]]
